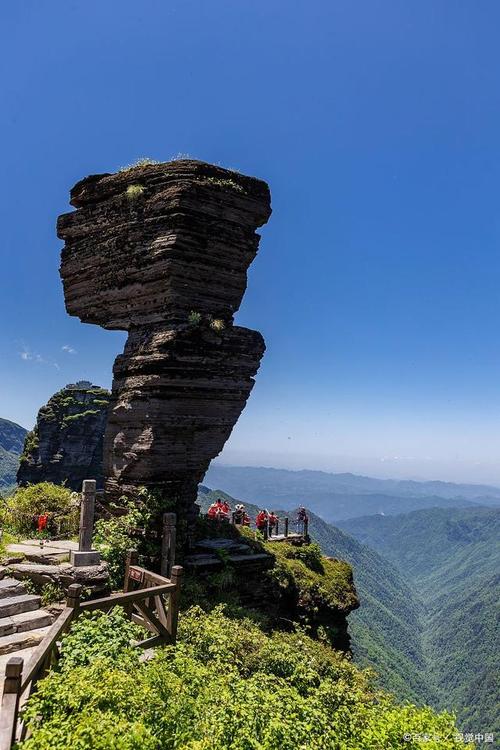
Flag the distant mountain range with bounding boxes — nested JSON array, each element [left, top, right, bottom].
[[204, 464, 500, 520], [0, 417, 27, 493]]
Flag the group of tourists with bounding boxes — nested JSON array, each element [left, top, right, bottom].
[[206, 498, 277, 530], [255, 509, 279, 533], [207, 498, 232, 521], [206, 498, 309, 536]]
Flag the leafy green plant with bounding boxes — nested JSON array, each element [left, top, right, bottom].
[[93, 504, 144, 589], [187, 310, 202, 326], [22, 579, 65, 606], [58, 608, 143, 671], [126, 184, 145, 200]]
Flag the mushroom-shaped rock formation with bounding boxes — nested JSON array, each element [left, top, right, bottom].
[[58, 160, 271, 536]]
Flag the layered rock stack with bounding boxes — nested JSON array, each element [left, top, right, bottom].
[[17, 382, 111, 491], [58, 160, 271, 534]]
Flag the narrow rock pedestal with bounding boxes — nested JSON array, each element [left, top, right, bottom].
[[58, 160, 272, 541]]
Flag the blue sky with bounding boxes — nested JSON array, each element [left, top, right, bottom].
[[2, 1, 500, 483]]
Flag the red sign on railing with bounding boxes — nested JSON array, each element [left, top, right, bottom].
[[129, 566, 144, 584]]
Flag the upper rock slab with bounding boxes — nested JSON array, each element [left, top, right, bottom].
[[58, 160, 271, 330]]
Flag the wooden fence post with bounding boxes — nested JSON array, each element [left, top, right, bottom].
[[284, 517, 289, 537], [124, 549, 139, 592], [161, 513, 176, 579], [167, 565, 183, 644], [123, 550, 139, 617], [66, 584, 82, 614], [0, 657, 23, 750]]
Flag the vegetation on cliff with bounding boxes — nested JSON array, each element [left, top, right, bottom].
[[17, 383, 110, 491], [18, 606, 469, 750]]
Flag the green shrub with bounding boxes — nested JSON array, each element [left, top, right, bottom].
[[119, 157, 160, 172], [23, 580, 65, 606], [93, 506, 143, 590], [126, 184, 145, 200], [19, 605, 469, 750], [281, 541, 324, 573], [188, 310, 202, 326], [6, 483, 78, 537], [58, 608, 143, 671]]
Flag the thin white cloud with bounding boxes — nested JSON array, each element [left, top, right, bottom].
[[62, 345, 77, 354], [18, 342, 59, 370]]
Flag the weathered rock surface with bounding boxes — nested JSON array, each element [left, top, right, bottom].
[[8, 562, 110, 598], [58, 160, 271, 533], [17, 382, 111, 490], [59, 161, 271, 329]]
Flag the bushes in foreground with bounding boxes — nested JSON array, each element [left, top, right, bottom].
[[18, 606, 470, 750], [5, 482, 78, 537]]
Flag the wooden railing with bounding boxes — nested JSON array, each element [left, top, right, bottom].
[[0, 553, 183, 749]]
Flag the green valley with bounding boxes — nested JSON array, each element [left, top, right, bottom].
[[339, 507, 500, 735]]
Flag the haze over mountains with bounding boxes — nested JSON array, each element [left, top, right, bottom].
[[205, 464, 500, 520]]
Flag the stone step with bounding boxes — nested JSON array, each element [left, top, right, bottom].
[[0, 626, 51, 656], [184, 552, 274, 568], [6, 544, 70, 564], [0, 595, 41, 619], [0, 578, 26, 599], [11, 609, 54, 633], [0, 609, 54, 637]]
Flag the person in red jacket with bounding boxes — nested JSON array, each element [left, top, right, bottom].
[[207, 503, 218, 519], [256, 509, 268, 532], [37, 514, 48, 532], [268, 511, 279, 535]]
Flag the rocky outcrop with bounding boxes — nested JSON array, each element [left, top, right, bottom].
[[58, 160, 271, 533], [17, 382, 111, 491]]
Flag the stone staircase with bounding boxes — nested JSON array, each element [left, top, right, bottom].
[[0, 574, 54, 679], [184, 537, 274, 572]]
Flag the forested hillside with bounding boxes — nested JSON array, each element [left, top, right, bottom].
[[0, 417, 27, 492], [339, 507, 500, 734]]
